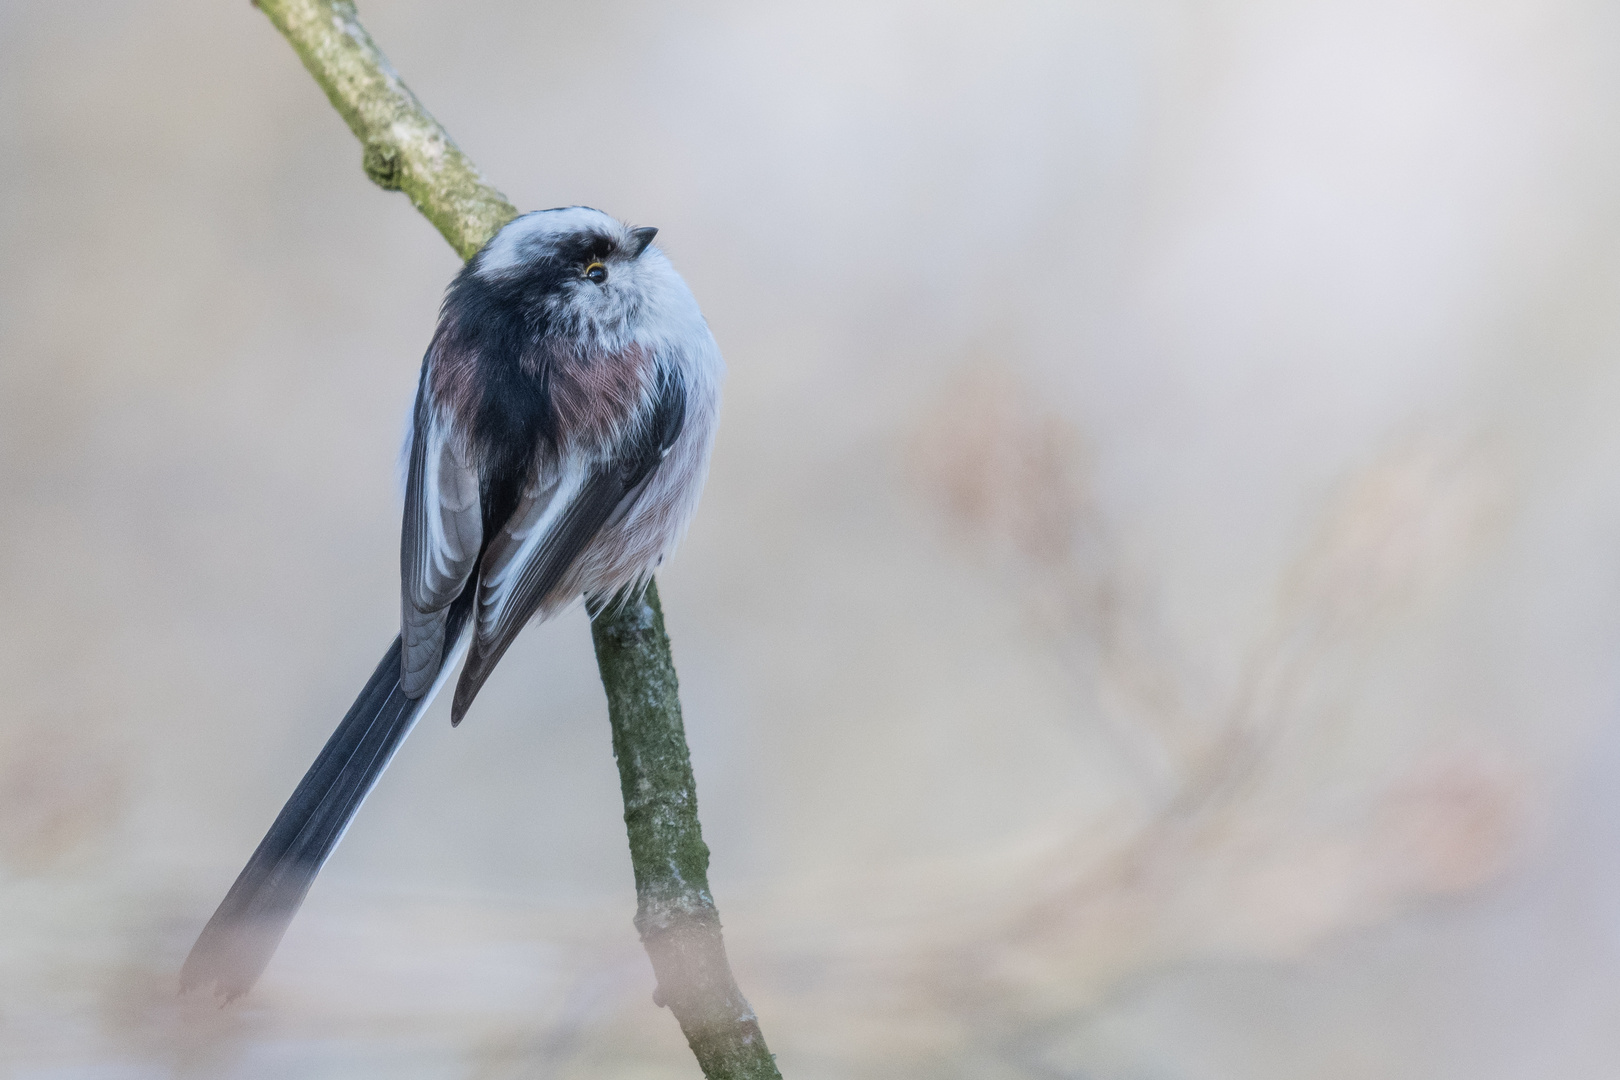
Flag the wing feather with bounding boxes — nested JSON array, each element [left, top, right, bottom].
[[400, 385, 482, 697], [449, 368, 686, 724]]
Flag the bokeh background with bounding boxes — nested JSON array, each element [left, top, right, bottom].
[[5, 0, 1620, 1075]]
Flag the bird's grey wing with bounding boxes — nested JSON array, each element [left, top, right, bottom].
[[400, 386, 482, 697], [450, 369, 686, 724]]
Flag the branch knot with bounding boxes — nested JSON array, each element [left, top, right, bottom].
[[362, 140, 402, 190]]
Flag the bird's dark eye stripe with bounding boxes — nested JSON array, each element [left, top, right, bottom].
[[551, 232, 618, 266]]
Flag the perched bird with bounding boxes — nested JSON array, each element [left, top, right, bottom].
[[181, 207, 724, 999]]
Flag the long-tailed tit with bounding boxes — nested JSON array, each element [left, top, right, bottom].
[[182, 207, 723, 998]]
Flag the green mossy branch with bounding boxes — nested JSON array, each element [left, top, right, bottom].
[[592, 583, 779, 1078], [257, 0, 518, 259], [254, 2, 781, 1075]]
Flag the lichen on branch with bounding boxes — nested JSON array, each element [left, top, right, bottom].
[[592, 582, 780, 1078], [257, 0, 518, 258]]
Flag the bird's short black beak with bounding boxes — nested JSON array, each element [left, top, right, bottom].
[[628, 226, 659, 258]]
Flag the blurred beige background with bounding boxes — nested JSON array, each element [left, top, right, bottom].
[[6, 0, 1620, 1076]]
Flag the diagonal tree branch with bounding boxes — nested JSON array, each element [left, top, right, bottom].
[[252, 2, 782, 1075], [592, 582, 779, 1076], [256, 0, 518, 257]]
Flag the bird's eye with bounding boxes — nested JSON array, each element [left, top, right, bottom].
[[584, 262, 608, 285]]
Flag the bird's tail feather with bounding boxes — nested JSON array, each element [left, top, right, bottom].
[[181, 620, 469, 1000]]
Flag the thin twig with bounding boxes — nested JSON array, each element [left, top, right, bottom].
[[253, 1, 781, 1074]]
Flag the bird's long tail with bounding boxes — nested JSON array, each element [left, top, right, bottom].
[[181, 613, 470, 1000]]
